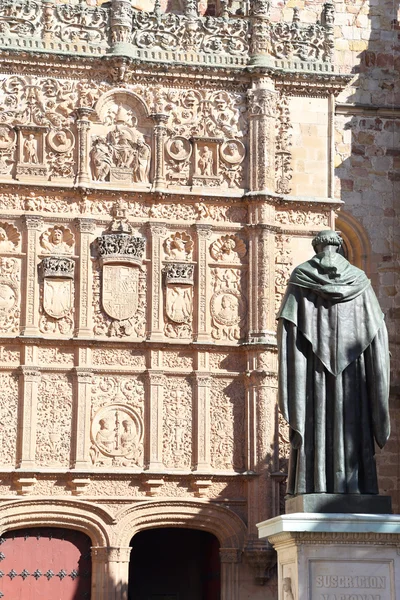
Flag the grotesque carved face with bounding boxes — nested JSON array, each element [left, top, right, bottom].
[[51, 228, 63, 245]]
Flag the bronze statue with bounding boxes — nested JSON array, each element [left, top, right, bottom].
[[278, 230, 390, 497]]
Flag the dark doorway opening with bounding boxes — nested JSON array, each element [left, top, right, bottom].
[[129, 528, 221, 600]]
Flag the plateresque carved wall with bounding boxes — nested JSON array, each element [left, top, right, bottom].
[[0, 0, 388, 598]]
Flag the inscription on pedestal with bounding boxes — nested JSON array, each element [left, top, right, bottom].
[[310, 562, 392, 600]]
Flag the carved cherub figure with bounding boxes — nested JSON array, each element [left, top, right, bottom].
[[210, 235, 247, 262], [198, 146, 214, 176]]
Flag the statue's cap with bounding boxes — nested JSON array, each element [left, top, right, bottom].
[[312, 230, 342, 250]]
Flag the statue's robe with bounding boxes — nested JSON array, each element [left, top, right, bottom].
[[277, 252, 390, 495]]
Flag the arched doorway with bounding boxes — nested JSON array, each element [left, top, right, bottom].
[[0, 527, 92, 599], [129, 528, 220, 600]]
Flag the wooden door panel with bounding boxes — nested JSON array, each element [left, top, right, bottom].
[[0, 528, 91, 599]]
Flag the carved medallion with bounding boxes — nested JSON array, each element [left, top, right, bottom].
[[90, 403, 143, 466], [211, 288, 246, 341], [220, 139, 245, 165], [102, 264, 139, 321], [47, 129, 75, 153]]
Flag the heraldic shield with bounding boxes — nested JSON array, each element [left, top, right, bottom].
[[102, 264, 138, 321], [43, 278, 73, 319]]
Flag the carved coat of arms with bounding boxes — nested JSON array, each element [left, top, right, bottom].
[[102, 264, 139, 321], [43, 278, 72, 319]]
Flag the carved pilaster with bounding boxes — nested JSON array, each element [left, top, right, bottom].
[[75, 218, 96, 338], [72, 369, 93, 469], [250, 1, 270, 60], [220, 548, 241, 600], [17, 367, 41, 469], [148, 223, 166, 341], [248, 84, 277, 193], [193, 373, 212, 472], [21, 215, 43, 336], [150, 114, 168, 189], [75, 107, 93, 187], [145, 371, 165, 470], [248, 224, 276, 343], [195, 224, 212, 342], [92, 546, 131, 600], [42, 0, 55, 39]]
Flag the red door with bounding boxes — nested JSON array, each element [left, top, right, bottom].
[[0, 527, 92, 599]]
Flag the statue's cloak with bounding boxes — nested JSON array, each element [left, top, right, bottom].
[[277, 252, 390, 495]]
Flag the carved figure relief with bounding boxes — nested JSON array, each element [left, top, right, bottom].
[[282, 577, 295, 600], [165, 137, 192, 185], [0, 125, 16, 176], [16, 127, 48, 178], [40, 225, 75, 255], [164, 232, 193, 261], [210, 268, 246, 341], [90, 91, 153, 186], [0, 222, 20, 253], [219, 139, 246, 188], [0, 257, 20, 333], [36, 373, 73, 467], [210, 234, 247, 263], [47, 128, 75, 180], [192, 139, 222, 187], [163, 380, 192, 468], [90, 375, 144, 467], [90, 404, 143, 467]]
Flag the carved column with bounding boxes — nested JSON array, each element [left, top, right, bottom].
[[220, 549, 241, 600], [106, 547, 131, 600], [248, 81, 276, 192], [193, 372, 211, 472], [21, 215, 43, 336], [72, 369, 93, 469], [110, 0, 133, 46], [148, 222, 166, 341], [249, 0, 271, 65], [75, 218, 96, 338], [75, 107, 93, 187], [17, 367, 41, 469], [91, 547, 108, 600], [195, 224, 212, 342], [151, 113, 168, 190], [42, 0, 55, 40], [145, 371, 165, 470]]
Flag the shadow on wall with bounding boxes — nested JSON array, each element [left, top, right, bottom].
[[334, 0, 400, 510]]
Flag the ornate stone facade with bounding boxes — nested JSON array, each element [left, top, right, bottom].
[[0, 0, 397, 599]]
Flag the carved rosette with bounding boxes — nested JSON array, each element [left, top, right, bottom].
[[163, 262, 195, 339]]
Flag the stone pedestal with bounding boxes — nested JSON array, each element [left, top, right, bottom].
[[258, 513, 400, 600]]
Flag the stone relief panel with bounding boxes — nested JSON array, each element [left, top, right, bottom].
[[163, 351, 193, 370], [37, 347, 74, 366], [209, 352, 246, 372], [163, 377, 193, 469], [163, 89, 248, 189], [163, 233, 195, 339], [0, 372, 18, 467], [210, 267, 247, 342], [0, 124, 16, 178], [90, 375, 145, 467], [36, 373, 73, 467], [91, 348, 146, 368], [275, 93, 293, 195], [47, 128, 76, 181], [90, 91, 152, 187], [0, 256, 20, 334], [210, 378, 245, 471], [0, 345, 19, 364]]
